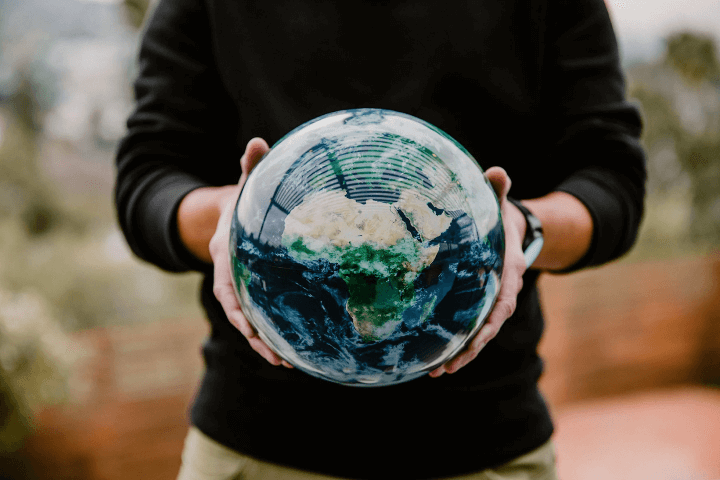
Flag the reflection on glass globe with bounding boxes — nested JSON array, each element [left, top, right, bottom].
[[230, 109, 504, 387]]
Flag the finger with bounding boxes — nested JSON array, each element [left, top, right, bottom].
[[215, 281, 286, 366], [430, 243, 525, 378], [208, 144, 287, 368], [440, 315, 502, 375], [474, 290, 518, 346], [211, 243, 259, 339], [215, 285, 283, 365], [429, 319, 496, 376], [243, 137, 269, 163], [484, 167, 512, 200], [213, 275, 256, 338], [239, 137, 270, 185], [428, 320, 493, 377], [246, 336, 284, 366], [467, 255, 524, 349], [212, 222, 288, 367], [430, 170, 522, 379]]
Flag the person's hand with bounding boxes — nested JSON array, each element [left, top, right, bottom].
[[208, 137, 293, 369], [428, 167, 527, 378]]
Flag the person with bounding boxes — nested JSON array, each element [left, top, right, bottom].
[[114, 0, 646, 478]]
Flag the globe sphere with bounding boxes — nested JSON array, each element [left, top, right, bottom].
[[230, 109, 504, 386]]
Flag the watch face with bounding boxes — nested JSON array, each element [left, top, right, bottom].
[[525, 210, 544, 267], [508, 198, 543, 268], [523, 237, 544, 269]]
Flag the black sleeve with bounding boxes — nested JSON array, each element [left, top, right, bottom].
[[114, 0, 242, 273], [543, 0, 647, 272]]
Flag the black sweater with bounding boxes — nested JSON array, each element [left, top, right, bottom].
[[115, 0, 645, 478]]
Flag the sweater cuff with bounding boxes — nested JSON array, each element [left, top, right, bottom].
[[136, 172, 212, 273], [553, 170, 627, 273]]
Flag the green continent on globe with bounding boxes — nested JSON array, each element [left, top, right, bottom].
[[281, 190, 452, 342], [232, 257, 252, 287], [338, 238, 422, 342]]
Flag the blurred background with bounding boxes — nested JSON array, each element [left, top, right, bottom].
[[0, 0, 718, 479]]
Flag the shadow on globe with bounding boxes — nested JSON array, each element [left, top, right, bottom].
[[230, 109, 504, 386]]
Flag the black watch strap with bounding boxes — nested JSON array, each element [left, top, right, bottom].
[[507, 198, 544, 268]]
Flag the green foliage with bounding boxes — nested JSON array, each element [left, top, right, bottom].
[[0, 50, 203, 454], [666, 32, 720, 84], [0, 83, 203, 330], [627, 31, 720, 260], [630, 88, 680, 155], [677, 135, 720, 243], [0, 288, 80, 453], [122, 0, 154, 30]]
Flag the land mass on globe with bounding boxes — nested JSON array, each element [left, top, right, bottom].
[[281, 189, 453, 342]]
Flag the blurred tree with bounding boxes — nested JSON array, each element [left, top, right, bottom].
[[678, 134, 720, 244], [0, 289, 78, 457], [8, 75, 40, 134], [629, 31, 720, 256], [666, 32, 720, 84], [0, 2, 203, 468], [0, 69, 77, 464], [0, 70, 67, 238], [666, 33, 720, 247], [122, 0, 153, 30]]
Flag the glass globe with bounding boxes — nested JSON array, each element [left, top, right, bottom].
[[230, 109, 504, 386]]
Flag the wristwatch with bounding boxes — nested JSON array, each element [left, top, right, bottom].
[[507, 198, 544, 269]]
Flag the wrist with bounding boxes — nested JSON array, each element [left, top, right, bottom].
[[177, 185, 239, 263], [522, 192, 593, 271]]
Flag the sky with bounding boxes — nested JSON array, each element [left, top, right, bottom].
[[606, 0, 720, 62]]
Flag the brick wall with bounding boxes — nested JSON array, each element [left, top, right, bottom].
[[538, 253, 720, 406], [18, 321, 208, 480], [15, 254, 720, 480]]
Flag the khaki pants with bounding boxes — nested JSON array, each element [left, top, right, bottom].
[[176, 427, 559, 480]]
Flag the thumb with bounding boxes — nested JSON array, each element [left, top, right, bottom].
[[239, 137, 270, 186], [484, 166, 512, 200]]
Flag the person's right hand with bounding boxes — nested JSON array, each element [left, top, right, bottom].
[[207, 137, 293, 369]]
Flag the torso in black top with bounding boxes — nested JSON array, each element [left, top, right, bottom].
[[115, 0, 645, 477]]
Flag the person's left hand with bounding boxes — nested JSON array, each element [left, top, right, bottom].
[[208, 137, 293, 369], [428, 166, 528, 378]]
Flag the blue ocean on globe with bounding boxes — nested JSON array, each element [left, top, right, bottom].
[[230, 109, 504, 386]]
